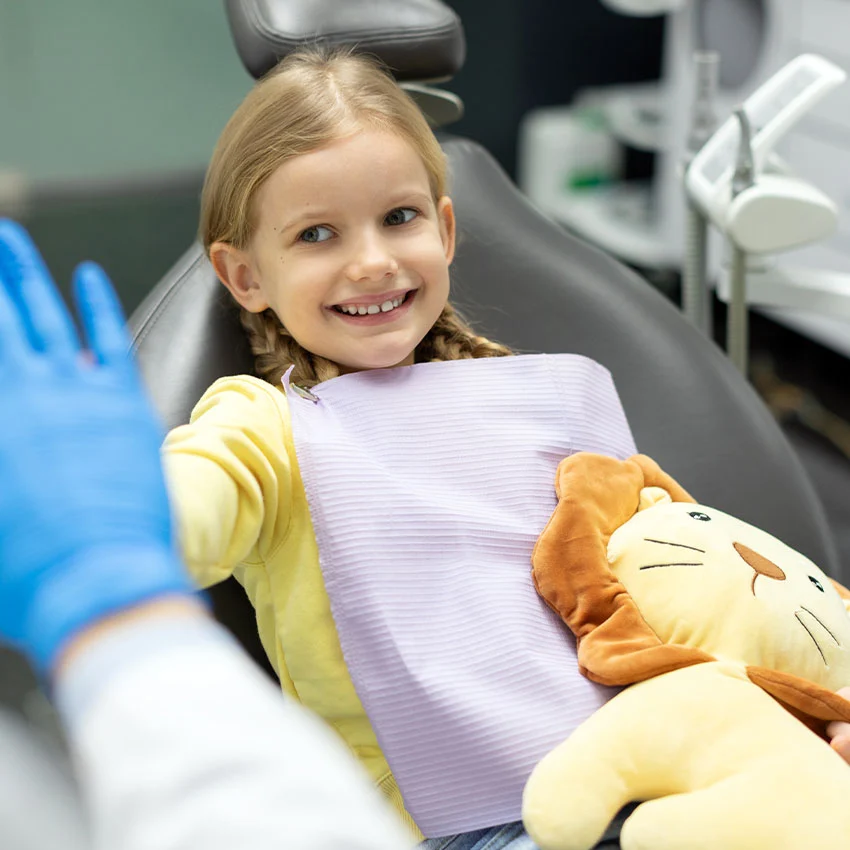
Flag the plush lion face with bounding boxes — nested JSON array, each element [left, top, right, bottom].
[[532, 452, 850, 715], [607, 494, 850, 693]]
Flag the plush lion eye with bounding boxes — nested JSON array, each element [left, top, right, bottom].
[[688, 511, 712, 522], [809, 575, 825, 592]]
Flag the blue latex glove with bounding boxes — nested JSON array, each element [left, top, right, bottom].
[[0, 219, 196, 672]]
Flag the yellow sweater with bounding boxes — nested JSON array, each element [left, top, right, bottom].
[[162, 374, 420, 838]]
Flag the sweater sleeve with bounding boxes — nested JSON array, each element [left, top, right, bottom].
[[161, 376, 294, 589]]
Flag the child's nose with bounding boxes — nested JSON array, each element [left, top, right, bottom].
[[346, 233, 399, 282]]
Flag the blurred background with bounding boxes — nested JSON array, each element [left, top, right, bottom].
[[0, 1, 668, 313], [1, 0, 849, 574]]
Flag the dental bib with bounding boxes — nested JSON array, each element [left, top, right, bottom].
[[284, 354, 636, 836]]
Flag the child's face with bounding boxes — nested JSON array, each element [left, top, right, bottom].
[[214, 129, 455, 374]]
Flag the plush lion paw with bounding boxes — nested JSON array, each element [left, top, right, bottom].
[[523, 664, 850, 850]]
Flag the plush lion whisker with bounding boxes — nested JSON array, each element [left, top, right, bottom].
[[795, 612, 828, 665], [639, 562, 705, 570], [799, 606, 841, 647], [643, 538, 706, 553]]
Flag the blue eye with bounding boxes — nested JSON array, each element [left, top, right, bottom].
[[385, 207, 418, 226], [688, 512, 711, 522], [299, 225, 333, 244], [809, 575, 825, 592]]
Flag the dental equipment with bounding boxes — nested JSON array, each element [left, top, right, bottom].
[[685, 54, 846, 374]]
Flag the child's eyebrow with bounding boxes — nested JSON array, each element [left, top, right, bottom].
[[277, 210, 334, 234], [389, 191, 432, 206]]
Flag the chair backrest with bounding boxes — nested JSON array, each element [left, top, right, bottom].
[[131, 133, 840, 580]]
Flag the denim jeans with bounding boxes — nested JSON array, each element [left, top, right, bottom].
[[417, 808, 634, 850], [418, 821, 536, 849]]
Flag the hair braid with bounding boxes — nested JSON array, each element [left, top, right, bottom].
[[416, 303, 514, 363], [240, 301, 512, 389], [240, 308, 341, 387]]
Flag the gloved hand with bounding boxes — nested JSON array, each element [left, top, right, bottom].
[[0, 219, 196, 672]]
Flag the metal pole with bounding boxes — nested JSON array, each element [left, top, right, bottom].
[[727, 244, 749, 373], [726, 107, 755, 376], [682, 51, 719, 336]]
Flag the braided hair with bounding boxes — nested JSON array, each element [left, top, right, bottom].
[[240, 301, 512, 388]]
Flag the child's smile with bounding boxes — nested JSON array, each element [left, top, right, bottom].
[[217, 129, 456, 374], [330, 287, 417, 323]]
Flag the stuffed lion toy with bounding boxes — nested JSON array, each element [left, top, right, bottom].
[[523, 452, 850, 850]]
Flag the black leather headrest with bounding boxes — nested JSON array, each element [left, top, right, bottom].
[[225, 0, 466, 81]]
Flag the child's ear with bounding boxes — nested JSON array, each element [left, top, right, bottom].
[[436, 196, 456, 265], [209, 242, 270, 313]]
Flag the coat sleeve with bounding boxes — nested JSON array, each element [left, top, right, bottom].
[[161, 376, 294, 589], [55, 614, 414, 850]]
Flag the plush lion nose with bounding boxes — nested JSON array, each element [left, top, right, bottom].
[[734, 542, 786, 581]]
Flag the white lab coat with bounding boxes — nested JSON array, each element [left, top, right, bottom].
[[53, 616, 415, 850], [0, 704, 89, 850]]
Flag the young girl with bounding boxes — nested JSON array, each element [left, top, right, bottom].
[[160, 46, 850, 849]]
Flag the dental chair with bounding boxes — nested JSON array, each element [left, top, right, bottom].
[[130, 1, 842, 840], [133, 0, 839, 572]]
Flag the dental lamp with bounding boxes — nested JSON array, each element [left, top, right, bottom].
[[685, 53, 847, 375]]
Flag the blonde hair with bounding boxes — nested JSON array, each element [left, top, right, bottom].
[[200, 45, 512, 386]]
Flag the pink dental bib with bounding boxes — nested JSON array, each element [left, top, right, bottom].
[[284, 354, 636, 836]]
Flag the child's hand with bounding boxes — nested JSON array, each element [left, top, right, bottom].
[[827, 687, 850, 762]]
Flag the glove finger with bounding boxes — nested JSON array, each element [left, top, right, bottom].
[[72, 261, 133, 370], [0, 278, 29, 369], [0, 220, 80, 357]]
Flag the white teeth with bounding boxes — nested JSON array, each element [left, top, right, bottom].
[[337, 294, 407, 315]]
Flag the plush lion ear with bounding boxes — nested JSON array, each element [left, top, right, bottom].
[[638, 486, 671, 511], [532, 452, 711, 687], [629, 454, 697, 504]]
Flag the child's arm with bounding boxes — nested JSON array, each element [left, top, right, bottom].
[[162, 376, 294, 588]]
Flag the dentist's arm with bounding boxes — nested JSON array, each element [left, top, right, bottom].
[[53, 598, 413, 850], [0, 220, 412, 850]]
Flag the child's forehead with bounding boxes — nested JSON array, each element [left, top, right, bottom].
[[257, 130, 434, 211], [285, 129, 424, 175]]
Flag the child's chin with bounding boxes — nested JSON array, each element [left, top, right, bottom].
[[365, 357, 414, 371], [365, 347, 417, 370], [338, 352, 415, 373]]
